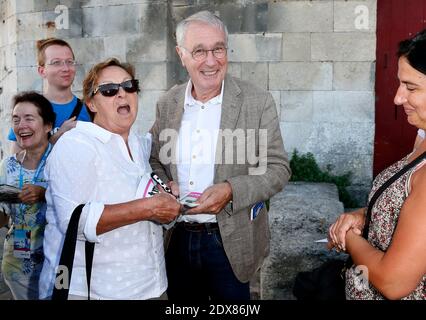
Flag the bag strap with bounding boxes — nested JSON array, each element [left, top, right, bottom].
[[345, 150, 426, 270], [69, 98, 83, 120], [51, 204, 95, 300], [85, 241, 95, 300], [363, 150, 426, 238]]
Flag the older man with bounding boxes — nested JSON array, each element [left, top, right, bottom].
[[150, 10, 291, 300]]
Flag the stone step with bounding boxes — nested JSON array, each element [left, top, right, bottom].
[[261, 182, 348, 299]]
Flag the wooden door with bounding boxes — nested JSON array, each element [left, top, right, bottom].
[[374, 0, 426, 176]]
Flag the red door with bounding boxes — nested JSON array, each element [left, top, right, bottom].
[[374, 0, 426, 176]]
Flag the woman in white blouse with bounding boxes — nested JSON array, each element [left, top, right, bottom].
[[39, 58, 181, 300]]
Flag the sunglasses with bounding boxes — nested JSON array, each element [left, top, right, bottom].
[[92, 79, 140, 97]]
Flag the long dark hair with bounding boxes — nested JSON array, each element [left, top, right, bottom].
[[398, 29, 426, 75]]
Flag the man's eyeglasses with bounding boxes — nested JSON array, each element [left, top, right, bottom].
[[46, 60, 77, 67], [92, 79, 140, 97], [181, 46, 228, 61]]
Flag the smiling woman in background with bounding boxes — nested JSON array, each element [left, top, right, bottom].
[[0, 92, 55, 299]]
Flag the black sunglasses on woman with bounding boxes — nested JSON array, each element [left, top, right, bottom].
[[92, 79, 140, 97]]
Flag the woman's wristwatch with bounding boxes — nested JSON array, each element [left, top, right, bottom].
[[49, 127, 59, 136]]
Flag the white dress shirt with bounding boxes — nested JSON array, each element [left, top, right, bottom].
[[39, 122, 167, 300], [176, 80, 224, 223]]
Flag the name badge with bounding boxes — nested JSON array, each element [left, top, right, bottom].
[[13, 227, 31, 259]]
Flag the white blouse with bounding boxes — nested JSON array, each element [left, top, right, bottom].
[[39, 122, 166, 300]]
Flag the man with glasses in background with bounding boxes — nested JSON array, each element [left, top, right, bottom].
[[150, 10, 291, 300], [8, 38, 91, 153]]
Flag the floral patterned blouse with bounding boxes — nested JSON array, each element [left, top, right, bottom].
[[346, 153, 426, 300], [0, 155, 47, 285]]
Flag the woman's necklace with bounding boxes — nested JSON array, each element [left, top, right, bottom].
[[17, 149, 26, 166]]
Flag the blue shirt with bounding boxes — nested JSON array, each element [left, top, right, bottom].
[[8, 95, 91, 141]]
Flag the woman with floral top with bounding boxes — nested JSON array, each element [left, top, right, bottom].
[[0, 91, 55, 299], [328, 30, 426, 300]]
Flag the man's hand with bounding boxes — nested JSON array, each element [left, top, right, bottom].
[[19, 184, 46, 204], [186, 182, 233, 215], [145, 193, 181, 224], [49, 116, 77, 144]]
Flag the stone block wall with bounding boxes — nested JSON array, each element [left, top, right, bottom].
[[0, 0, 17, 159], [170, 0, 377, 204], [0, 0, 377, 203], [0, 0, 170, 146]]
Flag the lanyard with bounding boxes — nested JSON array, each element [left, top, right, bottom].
[[17, 143, 52, 225]]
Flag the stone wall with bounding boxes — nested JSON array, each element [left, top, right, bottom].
[[0, 0, 16, 160], [0, 0, 377, 202]]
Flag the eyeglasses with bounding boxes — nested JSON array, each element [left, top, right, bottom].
[[46, 60, 77, 67], [92, 79, 140, 97], [181, 46, 228, 61]]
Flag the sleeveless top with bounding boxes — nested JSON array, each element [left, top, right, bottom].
[[345, 153, 426, 300]]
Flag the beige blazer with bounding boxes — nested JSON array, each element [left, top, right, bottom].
[[149, 75, 291, 282]]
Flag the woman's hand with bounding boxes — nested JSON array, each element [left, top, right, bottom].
[[19, 184, 46, 204], [166, 181, 180, 198], [146, 193, 181, 224], [328, 208, 365, 252]]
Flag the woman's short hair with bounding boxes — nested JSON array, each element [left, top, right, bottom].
[[82, 58, 137, 121], [36, 38, 75, 66], [12, 91, 56, 136], [175, 10, 228, 47], [398, 29, 426, 75]]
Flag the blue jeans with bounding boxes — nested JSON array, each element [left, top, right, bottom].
[[165, 223, 250, 301]]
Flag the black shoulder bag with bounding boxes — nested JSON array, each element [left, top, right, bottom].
[[293, 151, 426, 300], [69, 98, 83, 120], [51, 204, 95, 300]]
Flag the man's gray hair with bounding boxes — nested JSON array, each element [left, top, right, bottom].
[[175, 10, 228, 47]]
